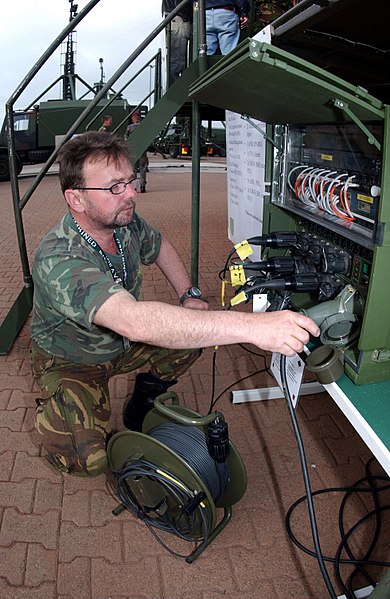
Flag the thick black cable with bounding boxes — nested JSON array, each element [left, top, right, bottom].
[[285, 484, 390, 567], [280, 353, 339, 599], [208, 361, 270, 413], [285, 486, 390, 566], [336, 457, 384, 595]]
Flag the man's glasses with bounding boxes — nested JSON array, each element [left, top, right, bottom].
[[75, 176, 137, 195]]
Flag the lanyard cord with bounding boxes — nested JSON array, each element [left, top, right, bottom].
[[71, 216, 128, 288]]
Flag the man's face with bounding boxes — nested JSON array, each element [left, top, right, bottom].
[[132, 114, 141, 124], [78, 156, 137, 230]]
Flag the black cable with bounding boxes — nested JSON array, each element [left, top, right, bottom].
[[285, 483, 390, 567], [113, 421, 231, 560], [336, 457, 384, 596], [280, 353, 339, 599], [207, 359, 270, 414], [114, 458, 214, 559]]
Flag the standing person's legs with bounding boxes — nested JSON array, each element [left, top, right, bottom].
[[214, 9, 240, 55], [31, 342, 113, 477], [169, 15, 191, 84], [138, 155, 148, 192], [206, 10, 219, 55]]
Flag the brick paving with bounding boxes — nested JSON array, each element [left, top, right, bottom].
[[0, 156, 388, 599]]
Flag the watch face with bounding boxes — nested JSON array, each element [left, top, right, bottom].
[[189, 286, 202, 298]]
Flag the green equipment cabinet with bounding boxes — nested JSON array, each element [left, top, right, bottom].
[[190, 39, 390, 385]]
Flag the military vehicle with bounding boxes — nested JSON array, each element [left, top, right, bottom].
[[153, 118, 226, 159], [0, 99, 147, 182]]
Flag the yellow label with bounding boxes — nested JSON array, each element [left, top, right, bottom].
[[231, 291, 247, 306], [221, 280, 226, 307], [357, 193, 374, 204], [230, 265, 246, 287], [234, 240, 253, 260], [321, 154, 333, 161]]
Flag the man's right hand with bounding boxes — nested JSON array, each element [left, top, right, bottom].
[[250, 310, 320, 356]]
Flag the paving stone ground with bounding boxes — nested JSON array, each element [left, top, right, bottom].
[[0, 156, 388, 599]]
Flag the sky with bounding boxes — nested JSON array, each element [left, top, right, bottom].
[[1, 0, 164, 124]]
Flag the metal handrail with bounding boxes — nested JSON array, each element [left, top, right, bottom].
[[85, 50, 162, 131], [4, 0, 199, 295]]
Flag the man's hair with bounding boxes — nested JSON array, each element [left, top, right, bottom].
[[58, 131, 132, 193]]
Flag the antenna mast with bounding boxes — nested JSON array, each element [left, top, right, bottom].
[[62, 0, 78, 99]]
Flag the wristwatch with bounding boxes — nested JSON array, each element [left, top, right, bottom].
[[179, 286, 202, 304]]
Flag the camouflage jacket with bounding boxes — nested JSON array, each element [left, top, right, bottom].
[[30, 212, 161, 364]]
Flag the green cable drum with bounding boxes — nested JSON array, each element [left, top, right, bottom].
[[107, 392, 247, 560]]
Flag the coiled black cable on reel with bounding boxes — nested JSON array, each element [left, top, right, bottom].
[[107, 392, 247, 563]]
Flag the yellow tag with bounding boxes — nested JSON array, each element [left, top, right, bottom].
[[321, 153, 333, 161], [229, 265, 246, 287], [221, 279, 226, 307], [357, 193, 374, 204], [230, 291, 247, 306], [234, 240, 253, 260]]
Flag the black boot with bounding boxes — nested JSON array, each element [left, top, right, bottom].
[[123, 372, 176, 431]]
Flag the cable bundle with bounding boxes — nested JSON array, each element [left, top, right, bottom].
[[150, 423, 230, 503], [113, 423, 230, 558], [288, 164, 357, 222], [285, 457, 390, 598]]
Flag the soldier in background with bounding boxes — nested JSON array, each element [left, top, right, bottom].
[[98, 114, 112, 132], [162, 0, 193, 85], [124, 111, 148, 193]]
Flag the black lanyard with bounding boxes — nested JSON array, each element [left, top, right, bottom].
[[72, 217, 128, 288], [71, 217, 131, 350]]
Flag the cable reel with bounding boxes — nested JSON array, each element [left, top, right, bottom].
[[107, 392, 247, 563]]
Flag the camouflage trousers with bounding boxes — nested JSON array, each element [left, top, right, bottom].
[[30, 340, 201, 478], [133, 155, 148, 187]]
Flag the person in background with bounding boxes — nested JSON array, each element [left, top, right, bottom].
[[98, 114, 113, 132], [30, 131, 319, 478], [124, 111, 148, 193], [205, 0, 250, 55], [162, 0, 193, 85]]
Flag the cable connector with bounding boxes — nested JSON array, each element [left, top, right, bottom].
[[207, 420, 230, 463]]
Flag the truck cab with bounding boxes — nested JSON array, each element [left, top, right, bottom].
[[0, 98, 140, 181]]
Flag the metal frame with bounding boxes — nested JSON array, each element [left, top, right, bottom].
[[1, 0, 204, 354]]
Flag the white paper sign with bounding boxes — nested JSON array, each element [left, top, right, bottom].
[[271, 352, 305, 408], [226, 110, 266, 262]]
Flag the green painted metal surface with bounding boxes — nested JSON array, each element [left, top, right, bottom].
[[0, 287, 33, 355], [127, 60, 201, 162], [189, 39, 384, 125], [337, 375, 390, 452], [37, 99, 130, 145]]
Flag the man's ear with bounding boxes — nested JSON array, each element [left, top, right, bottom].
[[64, 189, 84, 213]]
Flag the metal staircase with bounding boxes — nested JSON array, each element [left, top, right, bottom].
[[0, 0, 225, 353]]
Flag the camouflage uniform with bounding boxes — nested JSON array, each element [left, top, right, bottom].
[[124, 122, 148, 189], [30, 212, 201, 476]]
